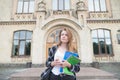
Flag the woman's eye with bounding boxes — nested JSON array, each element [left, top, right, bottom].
[[65, 34, 68, 36], [61, 34, 64, 36], [61, 34, 68, 36]]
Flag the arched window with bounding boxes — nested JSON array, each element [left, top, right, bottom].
[[92, 29, 113, 55], [88, 0, 107, 12], [12, 30, 32, 56], [17, 0, 35, 13], [47, 29, 60, 43], [52, 0, 70, 10]]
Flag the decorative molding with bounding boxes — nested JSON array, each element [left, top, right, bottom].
[[11, 56, 32, 63], [45, 10, 74, 19], [52, 10, 70, 15], [88, 12, 110, 19], [94, 56, 115, 62], [87, 19, 120, 23], [41, 18, 82, 30], [76, 0, 87, 11], [0, 21, 36, 25], [37, 1, 46, 12], [13, 13, 35, 21], [72, 10, 78, 19]]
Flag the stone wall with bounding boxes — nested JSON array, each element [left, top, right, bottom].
[[0, 0, 12, 21], [111, 0, 120, 19]]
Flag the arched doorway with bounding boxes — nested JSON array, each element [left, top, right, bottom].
[[46, 26, 78, 58]]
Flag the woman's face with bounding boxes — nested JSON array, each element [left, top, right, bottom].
[[60, 30, 69, 44]]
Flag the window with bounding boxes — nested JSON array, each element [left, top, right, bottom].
[[17, 0, 35, 13], [52, 0, 70, 10], [117, 34, 120, 44], [47, 29, 61, 43], [88, 0, 106, 12], [12, 30, 32, 56], [92, 29, 113, 55]]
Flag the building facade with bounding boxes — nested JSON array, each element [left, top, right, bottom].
[[0, 0, 120, 65]]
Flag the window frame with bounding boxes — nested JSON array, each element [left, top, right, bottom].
[[17, 0, 35, 14], [117, 34, 120, 44], [92, 29, 114, 56], [88, 0, 107, 12], [12, 30, 32, 57], [52, 0, 70, 11]]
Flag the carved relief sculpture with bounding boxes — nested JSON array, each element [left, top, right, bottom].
[[38, 1, 46, 11], [76, 0, 86, 11]]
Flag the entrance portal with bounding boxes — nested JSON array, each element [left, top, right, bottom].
[[46, 27, 77, 58]]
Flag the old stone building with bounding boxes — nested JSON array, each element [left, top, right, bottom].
[[0, 0, 120, 66]]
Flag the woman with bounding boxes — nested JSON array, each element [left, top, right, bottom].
[[46, 27, 80, 80]]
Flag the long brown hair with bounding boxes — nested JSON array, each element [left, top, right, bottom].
[[57, 27, 76, 52]]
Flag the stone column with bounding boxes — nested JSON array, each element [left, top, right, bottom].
[[31, 1, 46, 64], [76, 1, 93, 63], [76, 0, 87, 27]]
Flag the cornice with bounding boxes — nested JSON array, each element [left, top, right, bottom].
[[0, 21, 36, 25], [87, 19, 120, 23], [1, 19, 120, 25]]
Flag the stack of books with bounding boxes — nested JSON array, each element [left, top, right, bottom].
[[61, 51, 81, 75]]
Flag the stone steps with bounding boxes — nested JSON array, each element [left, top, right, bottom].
[[10, 67, 119, 80]]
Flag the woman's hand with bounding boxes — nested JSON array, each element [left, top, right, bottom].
[[61, 60, 71, 68], [51, 59, 62, 66], [51, 59, 71, 68]]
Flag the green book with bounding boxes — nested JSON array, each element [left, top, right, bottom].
[[67, 55, 81, 65], [63, 56, 81, 75], [63, 67, 74, 75]]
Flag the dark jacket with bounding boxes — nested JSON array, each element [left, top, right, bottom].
[[46, 46, 80, 74]]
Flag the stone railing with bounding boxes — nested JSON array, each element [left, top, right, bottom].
[[52, 10, 70, 15], [44, 10, 78, 19], [88, 12, 110, 19], [12, 13, 35, 21]]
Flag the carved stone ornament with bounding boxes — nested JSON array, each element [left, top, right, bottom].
[[38, 1, 46, 11], [76, 0, 86, 11]]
